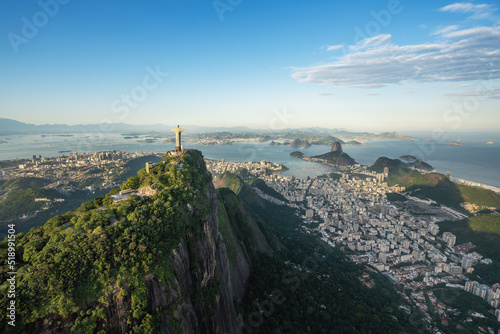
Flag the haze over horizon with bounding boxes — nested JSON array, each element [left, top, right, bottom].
[[2, 117, 500, 137], [1, 0, 500, 132]]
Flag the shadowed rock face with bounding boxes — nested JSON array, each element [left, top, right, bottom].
[[153, 182, 242, 334], [331, 141, 343, 153]]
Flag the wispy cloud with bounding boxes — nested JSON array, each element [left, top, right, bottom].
[[445, 82, 475, 89], [310, 92, 380, 97], [439, 2, 495, 19], [313, 92, 336, 96], [343, 93, 380, 97], [443, 87, 500, 99], [291, 26, 500, 88], [325, 44, 344, 51], [433, 25, 459, 35]]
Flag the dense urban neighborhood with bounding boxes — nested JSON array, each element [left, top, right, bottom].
[[206, 158, 500, 331]]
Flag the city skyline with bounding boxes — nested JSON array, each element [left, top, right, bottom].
[[1, 0, 500, 132]]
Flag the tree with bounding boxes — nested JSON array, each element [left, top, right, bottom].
[[121, 176, 140, 190]]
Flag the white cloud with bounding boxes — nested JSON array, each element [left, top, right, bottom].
[[439, 2, 495, 19], [291, 26, 500, 89], [325, 44, 344, 51], [433, 25, 459, 35], [350, 34, 391, 51], [440, 2, 488, 12]]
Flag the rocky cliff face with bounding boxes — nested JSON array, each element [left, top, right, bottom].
[[330, 141, 343, 153], [215, 186, 278, 303], [139, 182, 242, 334]]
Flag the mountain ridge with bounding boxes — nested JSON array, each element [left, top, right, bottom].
[[0, 118, 417, 139]]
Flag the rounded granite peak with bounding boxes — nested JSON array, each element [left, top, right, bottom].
[[331, 141, 343, 153]]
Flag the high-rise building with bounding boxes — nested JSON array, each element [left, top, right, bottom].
[[446, 265, 462, 275], [495, 309, 500, 322], [448, 235, 456, 247], [442, 232, 457, 247], [462, 255, 475, 269], [486, 289, 499, 304], [491, 299, 500, 309], [465, 280, 478, 293], [379, 253, 388, 264], [428, 223, 439, 235], [473, 284, 489, 299], [383, 167, 389, 177]]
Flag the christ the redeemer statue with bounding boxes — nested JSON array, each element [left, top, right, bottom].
[[171, 125, 187, 152]]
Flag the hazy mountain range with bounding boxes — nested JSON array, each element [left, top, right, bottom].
[[0, 118, 414, 140]]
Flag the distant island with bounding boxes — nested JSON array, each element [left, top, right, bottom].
[[447, 142, 461, 146], [289, 138, 311, 149], [290, 151, 306, 158]]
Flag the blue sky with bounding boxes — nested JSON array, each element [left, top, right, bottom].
[[0, 0, 499, 132]]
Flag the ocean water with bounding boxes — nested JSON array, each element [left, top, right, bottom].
[[0, 132, 499, 188]]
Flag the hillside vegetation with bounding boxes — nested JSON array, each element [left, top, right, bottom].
[[386, 171, 500, 211], [0, 188, 67, 222], [435, 288, 500, 330], [0, 150, 217, 333], [458, 185, 500, 209], [0, 177, 72, 230], [468, 214, 500, 236], [0, 177, 51, 192]]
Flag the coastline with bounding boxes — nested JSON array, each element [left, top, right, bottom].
[[288, 149, 500, 195], [450, 177, 500, 195]]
